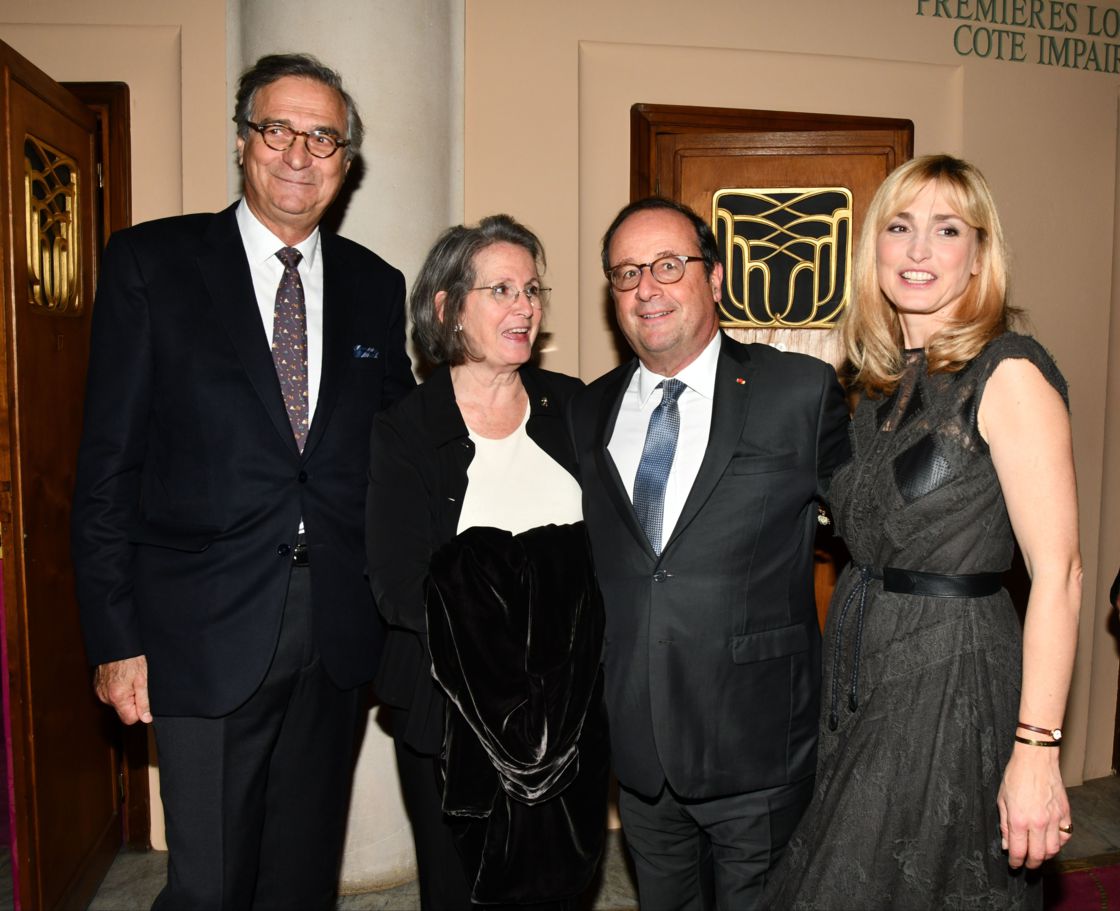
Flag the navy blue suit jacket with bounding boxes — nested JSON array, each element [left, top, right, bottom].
[[72, 204, 414, 716]]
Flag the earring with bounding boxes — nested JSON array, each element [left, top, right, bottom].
[[453, 323, 463, 333]]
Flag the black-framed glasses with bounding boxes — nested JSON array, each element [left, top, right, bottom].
[[470, 283, 551, 309], [245, 121, 350, 159], [606, 255, 705, 292]]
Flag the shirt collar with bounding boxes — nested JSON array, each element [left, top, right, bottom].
[[636, 330, 722, 406], [235, 198, 321, 269]]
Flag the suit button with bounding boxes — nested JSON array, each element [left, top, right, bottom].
[[653, 570, 670, 582], [277, 543, 291, 557], [298, 470, 308, 483]]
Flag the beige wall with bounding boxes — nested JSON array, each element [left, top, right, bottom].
[[464, 0, 1120, 784], [0, 1, 229, 219]]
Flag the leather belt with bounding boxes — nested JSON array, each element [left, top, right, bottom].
[[828, 563, 1003, 732], [877, 566, 1001, 598], [293, 534, 309, 567]]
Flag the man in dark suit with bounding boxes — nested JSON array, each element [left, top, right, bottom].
[[71, 53, 414, 909], [570, 197, 850, 909]]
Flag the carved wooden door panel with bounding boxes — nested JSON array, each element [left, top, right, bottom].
[[0, 40, 119, 910], [631, 104, 913, 626]]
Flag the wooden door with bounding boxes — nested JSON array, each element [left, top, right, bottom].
[[632, 104, 913, 625], [0, 40, 121, 910]]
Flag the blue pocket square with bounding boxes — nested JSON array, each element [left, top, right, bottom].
[[352, 344, 380, 359]]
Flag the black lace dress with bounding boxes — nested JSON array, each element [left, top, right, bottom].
[[766, 333, 1067, 910]]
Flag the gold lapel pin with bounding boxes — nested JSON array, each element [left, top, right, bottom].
[[735, 377, 746, 385]]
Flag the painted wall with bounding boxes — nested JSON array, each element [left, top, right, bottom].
[[463, 0, 1120, 784], [0, 0, 229, 219]]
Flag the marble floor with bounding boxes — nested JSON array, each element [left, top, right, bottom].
[[87, 828, 638, 911], [68, 772, 1120, 909]]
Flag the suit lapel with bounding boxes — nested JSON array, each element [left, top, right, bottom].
[[303, 233, 349, 458], [594, 362, 657, 557], [662, 335, 756, 553], [198, 206, 299, 455]]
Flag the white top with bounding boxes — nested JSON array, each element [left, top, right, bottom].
[[607, 331, 721, 544], [457, 405, 583, 536], [235, 199, 323, 425]]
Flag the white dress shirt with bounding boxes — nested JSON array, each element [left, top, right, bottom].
[[235, 200, 324, 425], [608, 331, 721, 544]]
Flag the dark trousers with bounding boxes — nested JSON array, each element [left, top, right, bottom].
[[151, 565, 361, 911], [392, 729, 474, 911], [618, 776, 814, 911]]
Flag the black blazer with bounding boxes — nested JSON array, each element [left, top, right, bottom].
[[71, 204, 414, 717], [570, 333, 850, 799], [366, 364, 583, 754]]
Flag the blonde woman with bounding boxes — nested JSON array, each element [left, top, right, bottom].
[[766, 155, 1081, 909]]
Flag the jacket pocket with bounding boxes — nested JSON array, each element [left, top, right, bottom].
[[127, 523, 217, 552], [731, 622, 808, 663], [729, 451, 796, 475]]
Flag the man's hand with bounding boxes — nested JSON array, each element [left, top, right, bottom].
[[94, 655, 152, 724]]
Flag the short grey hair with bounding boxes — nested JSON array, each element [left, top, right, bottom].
[[412, 215, 547, 367], [232, 53, 363, 161]]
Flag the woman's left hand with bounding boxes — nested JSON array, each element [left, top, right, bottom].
[[997, 745, 1073, 868]]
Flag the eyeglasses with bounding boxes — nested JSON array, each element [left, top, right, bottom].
[[606, 255, 705, 292], [470, 283, 550, 309], [245, 121, 350, 159]]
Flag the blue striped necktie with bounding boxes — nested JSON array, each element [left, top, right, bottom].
[[632, 378, 686, 555]]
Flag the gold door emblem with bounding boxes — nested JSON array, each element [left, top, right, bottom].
[[713, 188, 851, 328], [25, 134, 81, 315]]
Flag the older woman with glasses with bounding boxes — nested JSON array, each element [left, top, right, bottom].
[[366, 215, 608, 910]]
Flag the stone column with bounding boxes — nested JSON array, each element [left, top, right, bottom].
[[232, 0, 465, 889]]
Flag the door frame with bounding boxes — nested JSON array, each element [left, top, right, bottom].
[[62, 81, 146, 850], [0, 41, 140, 909], [631, 103, 913, 200]]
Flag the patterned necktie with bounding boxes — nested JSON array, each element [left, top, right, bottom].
[[273, 247, 309, 451], [632, 378, 686, 555]]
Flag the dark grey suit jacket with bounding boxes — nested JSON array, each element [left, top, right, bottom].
[[72, 204, 414, 716], [571, 332, 850, 799]]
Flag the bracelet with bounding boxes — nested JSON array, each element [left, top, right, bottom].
[[1015, 735, 1061, 748], [1018, 721, 1062, 741]]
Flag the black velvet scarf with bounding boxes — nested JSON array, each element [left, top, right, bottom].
[[426, 522, 609, 905]]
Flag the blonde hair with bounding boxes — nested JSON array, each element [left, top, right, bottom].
[[844, 154, 1016, 396]]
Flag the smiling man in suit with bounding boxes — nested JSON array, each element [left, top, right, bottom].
[[71, 53, 414, 909], [570, 197, 850, 909]]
